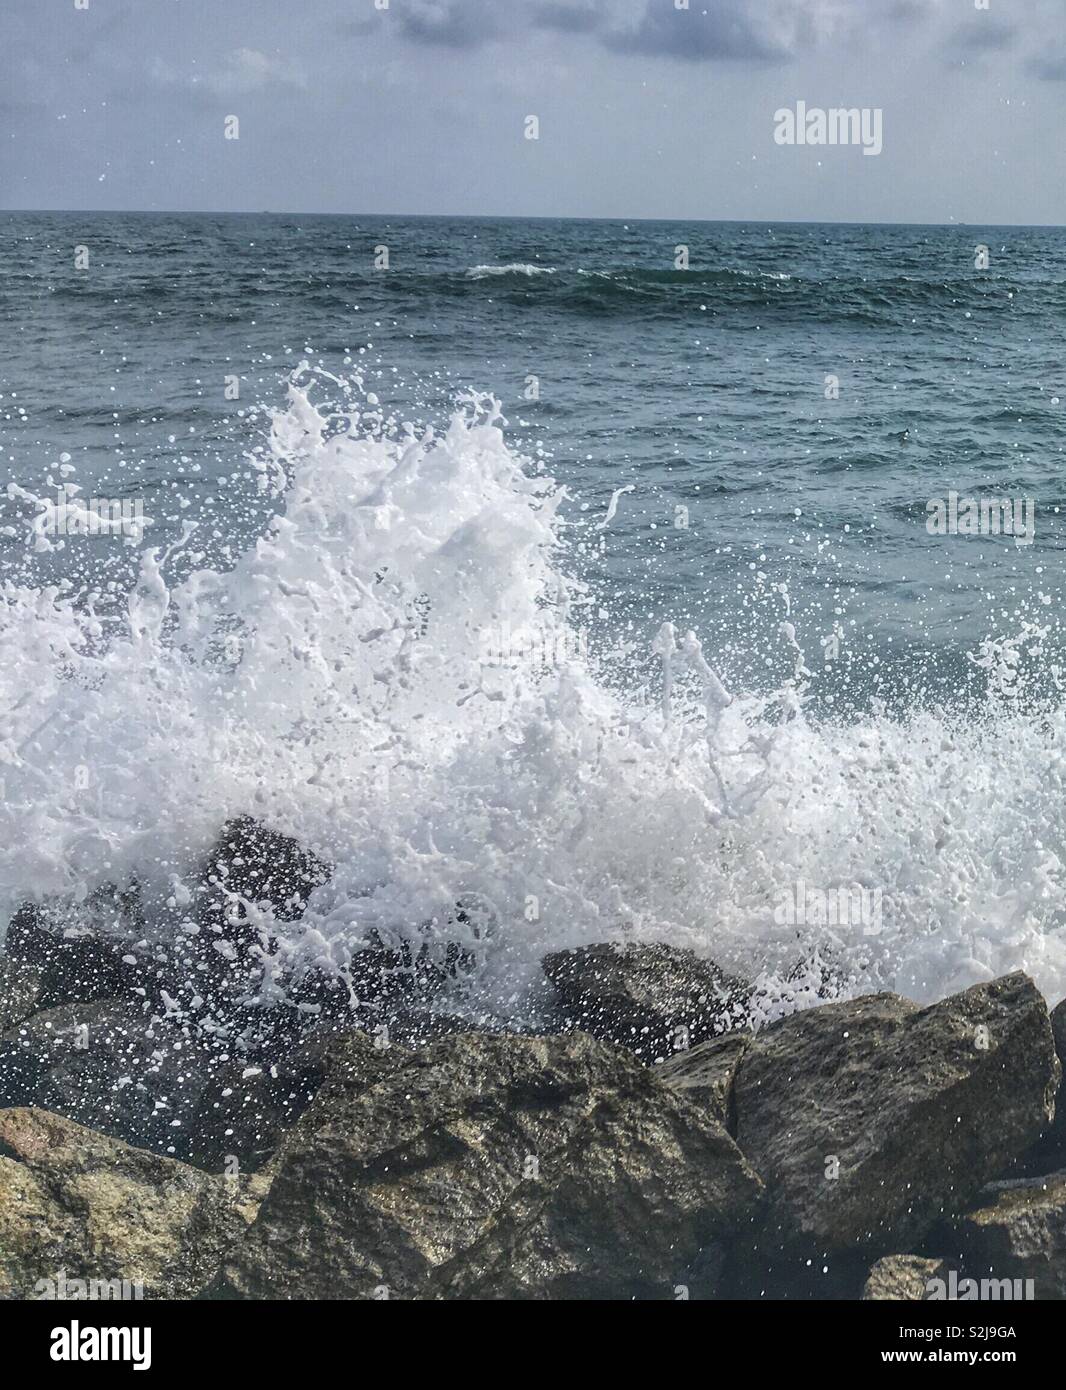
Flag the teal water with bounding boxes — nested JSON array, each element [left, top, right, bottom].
[[2, 212, 1064, 709]]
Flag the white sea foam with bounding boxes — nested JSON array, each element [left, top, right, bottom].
[[3, 365, 1066, 1027], [465, 264, 556, 279]]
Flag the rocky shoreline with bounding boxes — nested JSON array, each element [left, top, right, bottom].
[[2, 818, 1066, 1301]]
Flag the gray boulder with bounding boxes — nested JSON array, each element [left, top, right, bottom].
[[213, 1029, 763, 1300], [0, 1107, 257, 1300], [195, 816, 331, 963], [949, 1172, 1066, 1299], [3, 887, 152, 1011], [185, 1028, 396, 1173], [1022, 996, 1066, 1172], [862, 1255, 949, 1300], [0, 957, 43, 1033], [656, 1031, 751, 1131], [542, 942, 750, 1063], [732, 974, 1059, 1256], [0, 997, 223, 1160]]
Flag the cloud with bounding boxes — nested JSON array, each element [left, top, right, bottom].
[[532, 2, 604, 35], [608, 0, 947, 63], [941, 16, 1017, 66], [210, 48, 307, 94], [148, 47, 306, 100], [340, 0, 935, 65], [606, 4, 802, 63], [393, 0, 503, 48], [1028, 47, 1066, 81]]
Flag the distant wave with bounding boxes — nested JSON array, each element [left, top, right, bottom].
[[426, 262, 1048, 326], [465, 263, 557, 279]]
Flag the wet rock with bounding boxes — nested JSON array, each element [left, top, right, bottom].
[[1051, 996, 1066, 1063], [195, 816, 331, 964], [542, 942, 750, 1064], [946, 1172, 1066, 1299], [862, 1255, 949, 1301], [347, 936, 474, 1007], [184, 1028, 381, 1173], [1022, 996, 1066, 1173], [733, 974, 1059, 1257], [656, 1031, 751, 1131], [0, 957, 43, 1033], [213, 1030, 762, 1300], [0, 1107, 255, 1300], [4, 888, 152, 1011], [0, 997, 224, 1160], [147, 818, 335, 1034]]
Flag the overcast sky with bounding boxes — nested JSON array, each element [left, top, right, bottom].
[[2, 0, 1064, 223]]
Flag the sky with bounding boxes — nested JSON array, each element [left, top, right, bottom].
[[2, 0, 1065, 223]]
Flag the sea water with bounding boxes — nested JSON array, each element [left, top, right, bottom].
[[2, 212, 1066, 1026]]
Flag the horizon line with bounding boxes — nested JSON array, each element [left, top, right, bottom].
[[1, 207, 1064, 230]]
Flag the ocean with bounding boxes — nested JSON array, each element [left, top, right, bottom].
[[2, 211, 1066, 1022]]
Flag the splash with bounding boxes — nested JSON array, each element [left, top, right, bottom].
[[3, 365, 1066, 1029]]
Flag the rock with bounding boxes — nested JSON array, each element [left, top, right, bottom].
[[0, 998, 224, 1160], [862, 1255, 949, 1300], [195, 816, 331, 965], [542, 942, 750, 1063], [4, 888, 152, 1011], [255, 1029, 404, 1144], [1022, 996, 1066, 1173], [0, 983, 399, 1171], [182, 996, 521, 1174], [176, 811, 333, 1023], [656, 1031, 751, 1131], [0, 1108, 255, 1300], [183, 1028, 373, 1173], [213, 1030, 763, 1300], [732, 974, 1059, 1258], [946, 1172, 1066, 1299], [0, 956, 43, 1033], [347, 937, 472, 1007], [1052, 997, 1066, 1062]]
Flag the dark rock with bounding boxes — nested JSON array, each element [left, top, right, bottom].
[[347, 936, 473, 1007], [184, 1028, 376, 1173], [195, 816, 331, 952], [542, 942, 750, 1063], [0, 957, 43, 1033], [862, 1255, 949, 1301], [257, 1029, 404, 1148], [212, 1030, 763, 1300], [656, 1031, 751, 1131], [945, 1171, 1066, 1299], [732, 974, 1059, 1259], [0, 1107, 258, 1300], [4, 887, 151, 1011], [1051, 997, 1066, 1063], [1021, 995, 1066, 1173], [179, 995, 516, 1175], [0, 984, 390, 1171], [96, 818, 334, 1041], [0, 998, 224, 1160], [382, 1006, 519, 1048]]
